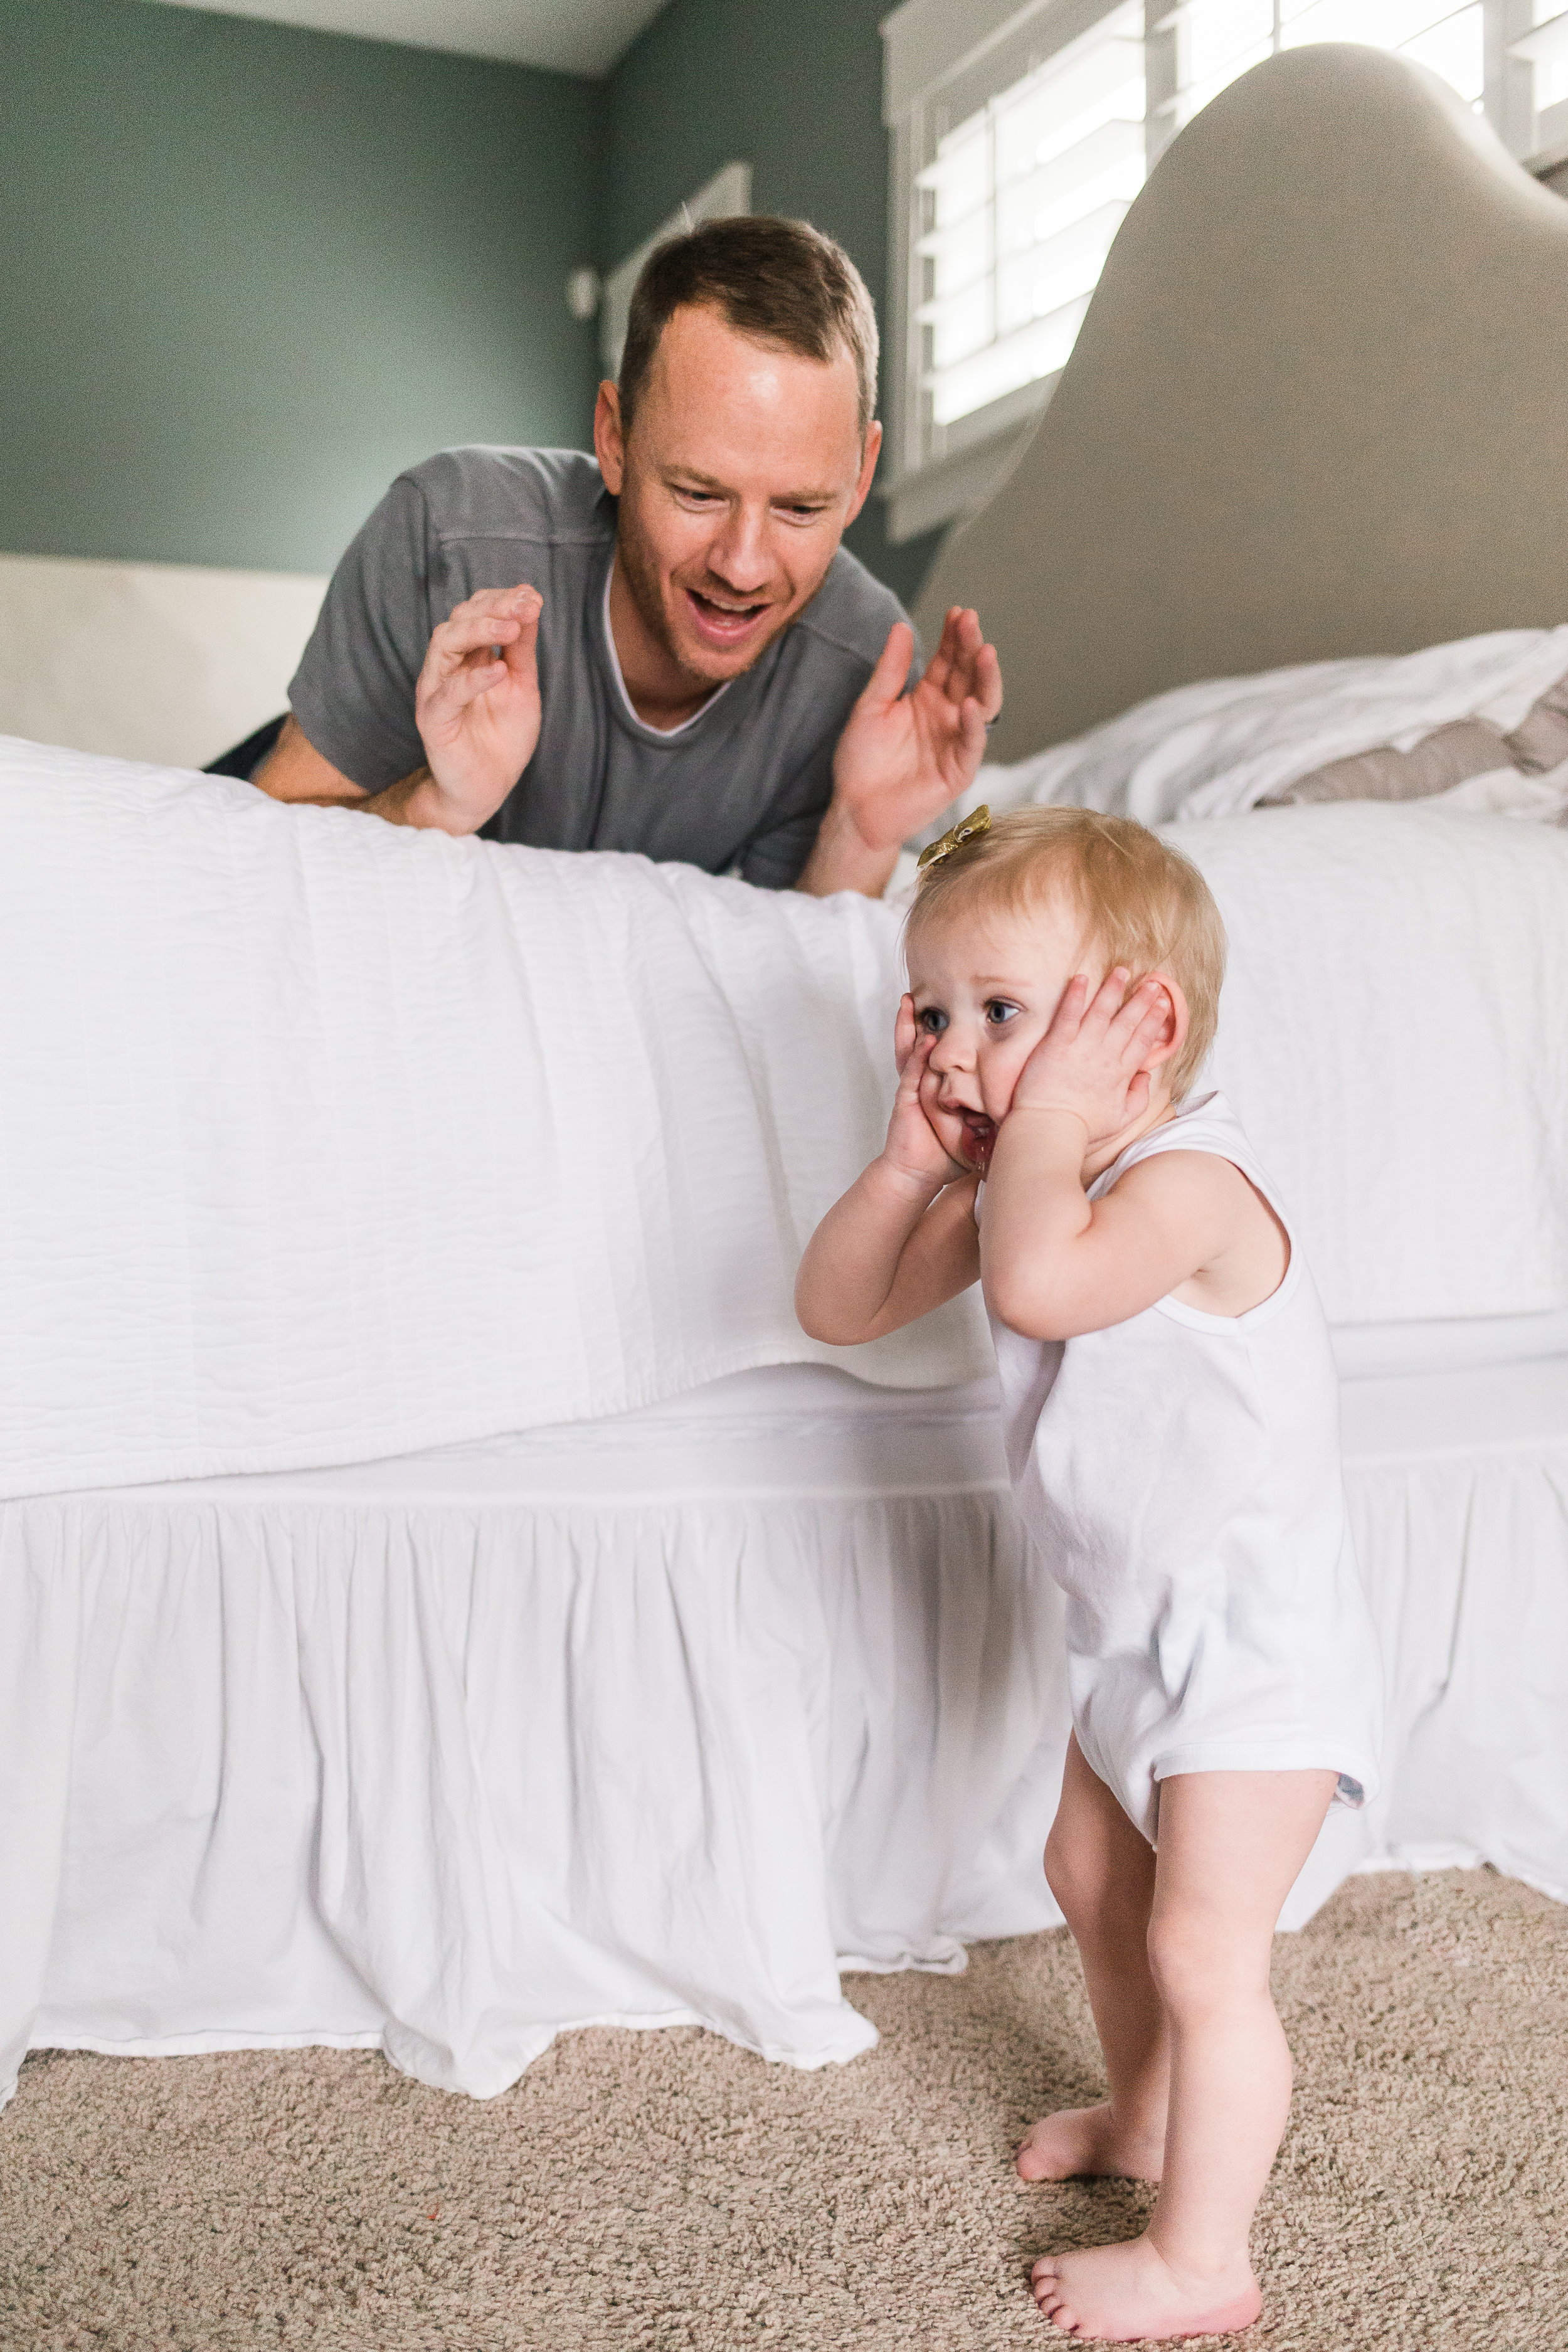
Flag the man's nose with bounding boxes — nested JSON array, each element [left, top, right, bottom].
[[706, 504, 773, 595]]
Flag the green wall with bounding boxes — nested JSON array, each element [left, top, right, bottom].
[[0, 0, 936, 604], [0, 0, 603, 572], [602, 0, 943, 612]]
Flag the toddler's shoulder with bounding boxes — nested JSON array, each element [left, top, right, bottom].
[[1105, 1145, 1267, 1243], [1106, 1146, 1252, 1207]]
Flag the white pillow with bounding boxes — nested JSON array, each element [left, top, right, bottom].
[[910, 625, 1568, 847]]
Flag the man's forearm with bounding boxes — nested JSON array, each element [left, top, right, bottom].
[[341, 768, 477, 832], [795, 798, 901, 898]]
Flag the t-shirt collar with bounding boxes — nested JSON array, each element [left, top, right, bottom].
[[600, 562, 734, 741]]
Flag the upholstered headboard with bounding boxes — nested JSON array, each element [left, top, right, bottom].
[[914, 44, 1568, 764]]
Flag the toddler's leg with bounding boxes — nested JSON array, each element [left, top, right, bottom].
[[1017, 1734, 1167, 2185], [1030, 1767, 1336, 2341]]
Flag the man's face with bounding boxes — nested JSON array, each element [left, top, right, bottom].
[[595, 303, 882, 687]]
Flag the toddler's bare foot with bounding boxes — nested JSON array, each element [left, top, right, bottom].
[[1030, 2236, 1261, 2341], [1015, 2103, 1164, 2184]]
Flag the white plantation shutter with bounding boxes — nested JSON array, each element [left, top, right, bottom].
[[1513, 8, 1568, 158], [1160, 1, 1486, 149], [916, 8, 1145, 429], [882, 0, 1562, 542]]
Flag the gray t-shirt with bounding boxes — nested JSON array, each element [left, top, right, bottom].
[[289, 446, 914, 888]]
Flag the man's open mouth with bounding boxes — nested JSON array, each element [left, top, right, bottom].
[[685, 587, 773, 645]]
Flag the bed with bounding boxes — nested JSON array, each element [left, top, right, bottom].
[[4, 41, 1567, 2109]]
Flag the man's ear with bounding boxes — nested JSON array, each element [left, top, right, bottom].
[[594, 380, 626, 494], [1138, 973, 1189, 1078], [844, 419, 883, 526]]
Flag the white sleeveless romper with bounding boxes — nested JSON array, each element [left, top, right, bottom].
[[984, 1091, 1384, 1845]]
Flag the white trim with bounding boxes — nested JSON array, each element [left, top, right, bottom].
[[599, 162, 753, 378], [881, 0, 1087, 121], [882, 394, 1051, 543], [0, 549, 325, 770], [880, 0, 1130, 539]]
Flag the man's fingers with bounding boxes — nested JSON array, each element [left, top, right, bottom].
[[955, 693, 988, 776], [973, 639, 1003, 723], [450, 583, 542, 626], [429, 586, 543, 665], [860, 620, 916, 716], [501, 590, 543, 681], [428, 612, 523, 673], [921, 606, 963, 697], [425, 657, 508, 716]]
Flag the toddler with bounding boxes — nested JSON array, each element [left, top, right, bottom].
[[796, 806, 1383, 2341]]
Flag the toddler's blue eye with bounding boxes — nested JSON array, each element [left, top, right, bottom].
[[918, 1007, 948, 1035], [984, 1000, 1019, 1026]]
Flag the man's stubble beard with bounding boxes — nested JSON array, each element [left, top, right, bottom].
[[613, 501, 820, 693], [613, 511, 723, 694]]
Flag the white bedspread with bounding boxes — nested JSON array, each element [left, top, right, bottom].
[[4, 743, 1567, 1498], [0, 739, 990, 1502], [1189, 803, 1568, 1325]]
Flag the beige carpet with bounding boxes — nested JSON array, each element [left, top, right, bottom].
[[3, 1869, 1565, 2352]]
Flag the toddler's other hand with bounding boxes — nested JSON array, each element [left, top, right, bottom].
[[1012, 970, 1170, 1144], [882, 995, 970, 1191]]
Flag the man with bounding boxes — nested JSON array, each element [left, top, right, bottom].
[[250, 215, 1000, 898]]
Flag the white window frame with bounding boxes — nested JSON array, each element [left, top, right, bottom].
[[599, 161, 753, 378], [881, 0, 1565, 546], [882, 0, 1123, 544]]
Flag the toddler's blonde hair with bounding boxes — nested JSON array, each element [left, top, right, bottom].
[[906, 806, 1226, 1100]]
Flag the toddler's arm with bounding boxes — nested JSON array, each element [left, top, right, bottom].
[[982, 971, 1263, 1341], [796, 999, 981, 1345]]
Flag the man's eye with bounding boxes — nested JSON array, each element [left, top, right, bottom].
[[918, 1007, 948, 1035]]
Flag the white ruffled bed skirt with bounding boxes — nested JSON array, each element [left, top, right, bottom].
[[4, 1362, 1565, 2105]]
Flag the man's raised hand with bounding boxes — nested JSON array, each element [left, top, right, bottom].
[[831, 606, 1002, 856], [413, 585, 544, 832]]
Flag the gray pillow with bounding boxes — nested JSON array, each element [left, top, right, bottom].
[[1260, 673, 1568, 806]]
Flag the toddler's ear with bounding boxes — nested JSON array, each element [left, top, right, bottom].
[[1137, 974, 1188, 1075]]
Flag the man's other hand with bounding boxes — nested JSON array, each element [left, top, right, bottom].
[[798, 608, 1003, 897], [413, 586, 544, 832], [253, 584, 544, 834]]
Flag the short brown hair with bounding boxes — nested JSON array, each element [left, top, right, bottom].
[[907, 807, 1227, 1099], [618, 215, 879, 440]]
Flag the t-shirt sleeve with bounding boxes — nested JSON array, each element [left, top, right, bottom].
[[739, 803, 830, 891], [288, 475, 435, 792]]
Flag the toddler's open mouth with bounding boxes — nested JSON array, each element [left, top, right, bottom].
[[959, 1113, 995, 1172]]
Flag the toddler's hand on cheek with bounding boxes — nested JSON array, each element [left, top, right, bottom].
[[881, 997, 971, 1190], [1010, 970, 1168, 1143]]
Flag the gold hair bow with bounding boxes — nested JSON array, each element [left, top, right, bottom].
[[917, 804, 991, 870]]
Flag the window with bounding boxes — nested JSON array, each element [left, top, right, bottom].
[[882, 0, 1566, 541]]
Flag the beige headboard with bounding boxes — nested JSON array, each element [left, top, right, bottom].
[[915, 44, 1568, 764]]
